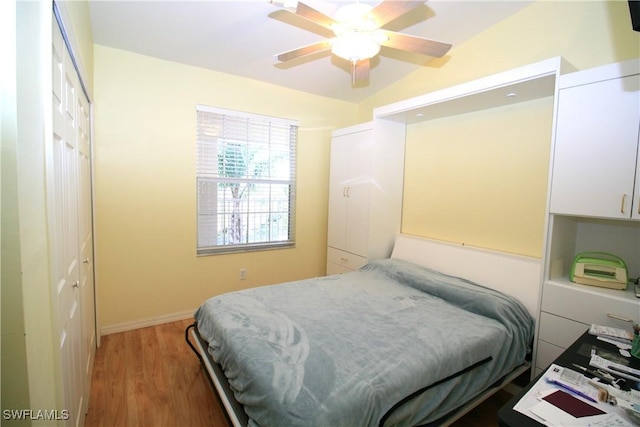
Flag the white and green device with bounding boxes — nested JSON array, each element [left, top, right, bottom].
[[570, 252, 629, 290]]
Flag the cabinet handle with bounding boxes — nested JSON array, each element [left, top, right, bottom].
[[607, 313, 633, 323], [345, 187, 350, 198], [340, 257, 348, 262], [621, 194, 627, 214]]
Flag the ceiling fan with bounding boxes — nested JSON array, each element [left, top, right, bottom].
[[273, 0, 452, 87]]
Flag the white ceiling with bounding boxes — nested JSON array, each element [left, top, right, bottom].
[[88, 0, 532, 103]]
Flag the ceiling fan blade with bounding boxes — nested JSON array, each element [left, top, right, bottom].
[[370, 0, 425, 28], [351, 58, 370, 87], [276, 40, 332, 62], [381, 30, 452, 57], [295, 2, 338, 30]]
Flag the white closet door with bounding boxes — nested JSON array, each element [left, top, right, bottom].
[[77, 85, 95, 416], [52, 16, 90, 427]]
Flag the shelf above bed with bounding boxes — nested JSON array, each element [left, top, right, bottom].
[[374, 56, 574, 124]]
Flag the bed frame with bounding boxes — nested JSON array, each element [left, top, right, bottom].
[[186, 234, 541, 426]]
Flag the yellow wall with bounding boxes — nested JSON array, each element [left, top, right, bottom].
[[93, 45, 357, 330], [403, 97, 554, 257], [364, 0, 640, 257]]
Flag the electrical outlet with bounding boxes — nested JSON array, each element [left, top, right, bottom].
[[239, 268, 247, 280]]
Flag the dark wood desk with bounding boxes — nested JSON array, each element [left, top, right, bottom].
[[498, 331, 640, 427]]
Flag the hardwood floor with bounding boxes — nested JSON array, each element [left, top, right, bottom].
[[84, 319, 226, 427], [84, 319, 514, 427]]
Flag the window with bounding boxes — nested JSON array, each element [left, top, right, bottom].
[[196, 105, 298, 255]]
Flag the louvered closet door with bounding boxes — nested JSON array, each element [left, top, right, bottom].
[[52, 16, 93, 427]]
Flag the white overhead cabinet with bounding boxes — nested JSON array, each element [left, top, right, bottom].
[[549, 63, 640, 220], [326, 123, 404, 275], [535, 60, 640, 375]]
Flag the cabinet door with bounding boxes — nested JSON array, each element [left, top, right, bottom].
[[327, 135, 349, 250], [327, 129, 373, 256], [550, 75, 640, 219], [344, 133, 372, 256]]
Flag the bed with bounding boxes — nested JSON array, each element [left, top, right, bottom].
[[186, 234, 540, 426]]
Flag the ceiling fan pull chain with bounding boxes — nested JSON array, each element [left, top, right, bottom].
[[351, 60, 357, 86]]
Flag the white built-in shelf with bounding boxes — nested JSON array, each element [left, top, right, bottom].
[[546, 277, 639, 305], [374, 57, 574, 124]]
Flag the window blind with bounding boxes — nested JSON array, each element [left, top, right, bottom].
[[196, 105, 298, 254]]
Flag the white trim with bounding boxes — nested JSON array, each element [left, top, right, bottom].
[[100, 309, 195, 336]]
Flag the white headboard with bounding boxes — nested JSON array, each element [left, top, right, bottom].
[[391, 234, 541, 319]]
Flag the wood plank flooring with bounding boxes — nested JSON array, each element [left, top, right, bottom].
[[84, 319, 514, 427]]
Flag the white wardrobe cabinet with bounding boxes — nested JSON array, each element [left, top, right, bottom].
[[326, 123, 404, 275], [549, 63, 640, 220], [535, 59, 640, 375], [327, 125, 373, 259]]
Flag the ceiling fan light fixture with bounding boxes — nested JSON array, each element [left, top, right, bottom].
[[274, 0, 453, 87], [330, 2, 388, 63], [331, 34, 381, 62]]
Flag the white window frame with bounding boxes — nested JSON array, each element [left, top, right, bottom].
[[196, 105, 298, 255]]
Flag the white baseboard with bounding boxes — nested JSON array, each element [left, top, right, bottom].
[[100, 309, 195, 336]]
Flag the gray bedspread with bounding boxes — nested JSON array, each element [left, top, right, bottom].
[[194, 258, 534, 427]]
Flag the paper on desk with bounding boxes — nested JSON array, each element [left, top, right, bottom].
[[530, 399, 632, 426], [514, 364, 637, 427]]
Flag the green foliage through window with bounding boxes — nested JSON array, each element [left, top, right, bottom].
[[196, 106, 297, 254]]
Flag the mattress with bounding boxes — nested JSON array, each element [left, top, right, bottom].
[[194, 258, 535, 426]]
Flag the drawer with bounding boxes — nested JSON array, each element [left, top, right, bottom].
[[541, 281, 640, 328], [538, 312, 589, 349], [327, 247, 367, 271], [326, 261, 353, 276], [536, 339, 565, 371]]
